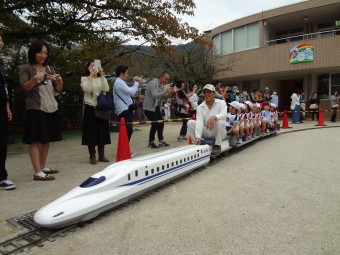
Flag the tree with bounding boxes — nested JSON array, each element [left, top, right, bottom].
[[0, 0, 201, 95], [147, 37, 240, 87]]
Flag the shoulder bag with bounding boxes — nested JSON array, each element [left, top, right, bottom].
[[96, 92, 114, 110], [95, 109, 110, 120]]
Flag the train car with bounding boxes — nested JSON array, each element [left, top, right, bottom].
[[34, 145, 211, 228]]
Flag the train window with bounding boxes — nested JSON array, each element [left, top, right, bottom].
[[184, 158, 186, 162], [171, 162, 174, 167], [157, 167, 159, 172], [191, 156, 193, 160], [151, 169, 154, 174], [145, 171, 149, 176], [80, 176, 106, 188], [162, 165, 164, 170], [135, 170, 138, 177], [180, 159, 182, 164], [167, 163, 169, 168], [187, 157, 190, 161], [128, 174, 131, 181], [194, 155, 196, 159], [197, 154, 199, 158]]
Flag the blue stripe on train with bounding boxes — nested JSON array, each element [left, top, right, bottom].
[[119, 155, 210, 187]]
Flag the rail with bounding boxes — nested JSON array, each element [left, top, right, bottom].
[[265, 28, 340, 46]]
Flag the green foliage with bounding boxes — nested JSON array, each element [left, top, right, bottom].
[[0, 0, 201, 99], [1, 0, 198, 48]]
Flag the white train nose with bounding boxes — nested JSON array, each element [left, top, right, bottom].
[[34, 208, 64, 228]]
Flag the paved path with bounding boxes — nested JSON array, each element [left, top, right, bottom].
[[1, 121, 340, 254]]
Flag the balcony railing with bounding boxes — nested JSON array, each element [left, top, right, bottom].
[[265, 28, 340, 46]]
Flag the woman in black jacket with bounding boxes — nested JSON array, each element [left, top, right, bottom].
[[309, 91, 320, 121]]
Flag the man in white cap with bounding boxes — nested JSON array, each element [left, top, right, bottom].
[[187, 84, 228, 155]]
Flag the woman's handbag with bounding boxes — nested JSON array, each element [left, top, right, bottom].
[[95, 109, 110, 120], [309, 104, 318, 110], [96, 92, 114, 110]]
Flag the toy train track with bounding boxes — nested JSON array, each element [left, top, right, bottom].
[[0, 130, 279, 254]]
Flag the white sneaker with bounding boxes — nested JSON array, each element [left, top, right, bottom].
[[0, 179, 16, 190], [237, 139, 242, 145]]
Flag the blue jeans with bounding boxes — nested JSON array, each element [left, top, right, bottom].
[[292, 105, 300, 123]]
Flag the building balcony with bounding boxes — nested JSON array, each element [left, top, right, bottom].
[[265, 28, 340, 46]]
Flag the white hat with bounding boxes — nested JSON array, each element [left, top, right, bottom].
[[255, 102, 261, 108], [245, 101, 253, 108], [228, 101, 240, 110], [232, 86, 239, 91], [270, 103, 277, 108], [239, 103, 246, 110], [202, 84, 215, 92]]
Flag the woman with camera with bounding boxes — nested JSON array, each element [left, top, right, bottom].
[[19, 40, 63, 181], [81, 60, 111, 165]]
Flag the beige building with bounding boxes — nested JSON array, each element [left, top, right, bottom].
[[209, 0, 340, 114]]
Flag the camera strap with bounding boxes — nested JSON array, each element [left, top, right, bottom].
[[113, 88, 128, 106]]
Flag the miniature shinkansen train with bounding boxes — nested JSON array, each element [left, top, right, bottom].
[[34, 130, 277, 228]]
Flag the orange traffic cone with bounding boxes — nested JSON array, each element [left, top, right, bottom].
[[281, 110, 292, 129], [315, 109, 326, 126], [188, 137, 192, 144], [188, 114, 196, 144], [116, 118, 132, 162]]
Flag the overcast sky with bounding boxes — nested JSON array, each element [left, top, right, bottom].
[[184, 0, 307, 32]]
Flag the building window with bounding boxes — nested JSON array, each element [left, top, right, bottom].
[[221, 30, 233, 55], [246, 22, 259, 48], [331, 74, 340, 95], [318, 74, 329, 99], [213, 34, 221, 56], [234, 26, 246, 52], [213, 22, 259, 56], [317, 74, 340, 99]]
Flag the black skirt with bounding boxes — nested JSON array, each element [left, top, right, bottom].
[[23, 109, 62, 144], [81, 104, 111, 146]]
